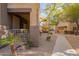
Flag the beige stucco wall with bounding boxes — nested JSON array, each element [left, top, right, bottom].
[[0, 4, 9, 28], [66, 22, 73, 31], [7, 3, 39, 27]]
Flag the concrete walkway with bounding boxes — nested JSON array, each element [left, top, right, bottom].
[[52, 34, 78, 56], [0, 33, 55, 56], [0, 33, 78, 56]]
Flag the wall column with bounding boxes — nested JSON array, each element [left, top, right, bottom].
[[30, 8, 40, 47], [0, 3, 9, 29]]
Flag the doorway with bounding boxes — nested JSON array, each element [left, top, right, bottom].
[[8, 12, 30, 30], [7, 12, 30, 50]]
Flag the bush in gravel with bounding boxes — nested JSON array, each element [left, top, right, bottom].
[[0, 26, 21, 56], [26, 40, 33, 49], [46, 35, 51, 41], [0, 32, 21, 56], [46, 31, 52, 41]]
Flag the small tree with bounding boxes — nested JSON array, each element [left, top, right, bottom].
[[64, 4, 79, 34]]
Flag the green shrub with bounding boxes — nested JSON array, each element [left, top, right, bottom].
[[46, 35, 51, 41], [25, 39, 33, 49]]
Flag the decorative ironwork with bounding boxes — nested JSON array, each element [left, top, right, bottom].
[[9, 29, 28, 43]]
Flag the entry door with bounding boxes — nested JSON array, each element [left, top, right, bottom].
[[23, 24, 27, 29], [12, 15, 20, 29], [20, 19, 27, 29]]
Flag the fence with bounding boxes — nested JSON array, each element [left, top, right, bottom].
[[9, 29, 29, 43], [9, 29, 29, 50]]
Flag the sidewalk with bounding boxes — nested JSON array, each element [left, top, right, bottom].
[[17, 33, 56, 56], [0, 33, 56, 56], [52, 34, 78, 56], [0, 33, 77, 56]]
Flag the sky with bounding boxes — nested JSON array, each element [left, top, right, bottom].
[[40, 3, 47, 17], [40, 3, 52, 17], [40, 3, 46, 11]]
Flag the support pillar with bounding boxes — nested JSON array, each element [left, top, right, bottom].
[[0, 3, 9, 29], [30, 8, 40, 47]]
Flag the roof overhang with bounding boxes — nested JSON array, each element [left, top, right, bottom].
[[7, 8, 32, 12]]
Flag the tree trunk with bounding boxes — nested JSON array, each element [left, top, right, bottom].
[[77, 24, 79, 34], [75, 21, 79, 35], [10, 44, 17, 56]]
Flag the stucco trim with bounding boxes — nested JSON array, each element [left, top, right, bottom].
[[7, 8, 32, 12]]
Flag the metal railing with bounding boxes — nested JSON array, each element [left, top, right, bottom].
[[9, 29, 29, 43], [9, 29, 29, 50]]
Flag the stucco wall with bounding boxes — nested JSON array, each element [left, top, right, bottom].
[[7, 3, 39, 27], [0, 4, 10, 28], [66, 22, 73, 31]]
